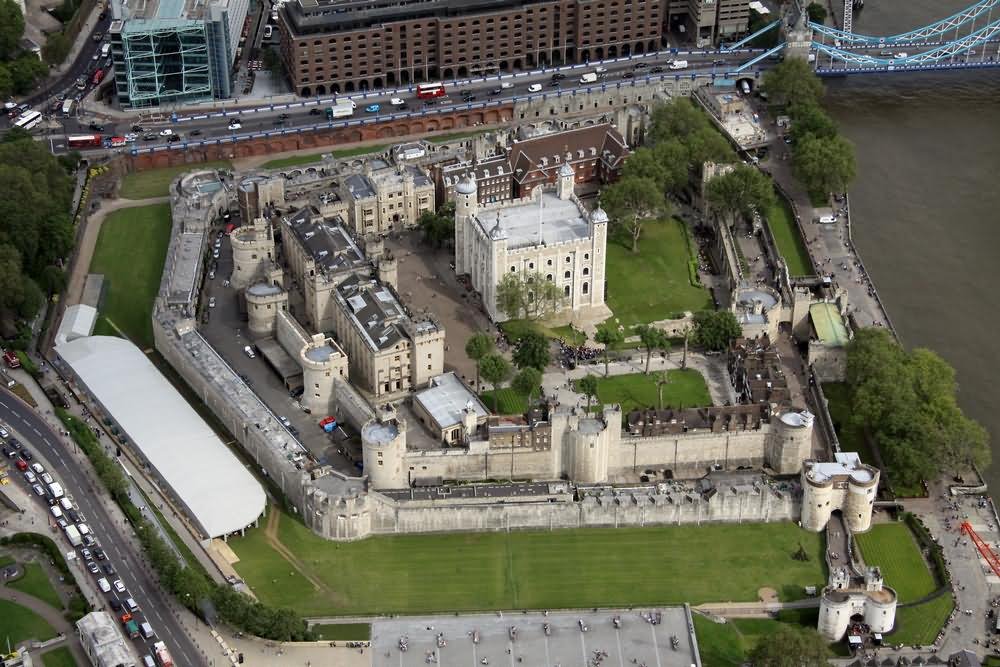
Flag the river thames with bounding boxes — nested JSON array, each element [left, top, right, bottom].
[[822, 0, 1000, 489]]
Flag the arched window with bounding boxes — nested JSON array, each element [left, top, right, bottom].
[[510, 266, 517, 272], [582, 282, 589, 294], [582, 267, 590, 276], [564, 270, 571, 279], [546, 274, 553, 281], [584, 253, 590, 260], [564, 285, 571, 296]]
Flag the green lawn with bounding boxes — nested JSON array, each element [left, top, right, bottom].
[[765, 194, 813, 277], [574, 369, 712, 413], [311, 623, 371, 640], [0, 599, 57, 647], [0, 554, 13, 568], [427, 130, 485, 144], [694, 609, 844, 667], [229, 508, 826, 616], [822, 382, 878, 466], [479, 388, 529, 415], [605, 219, 713, 328], [855, 523, 938, 603], [8, 562, 62, 610], [499, 320, 587, 346], [260, 144, 392, 170], [41, 647, 77, 667], [89, 203, 173, 349], [891, 594, 955, 646], [119, 160, 232, 199]]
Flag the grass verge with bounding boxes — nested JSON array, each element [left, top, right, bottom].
[[573, 369, 712, 413], [0, 598, 57, 646], [479, 388, 529, 415], [120, 161, 232, 199], [855, 522, 937, 603], [694, 609, 845, 667], [764, 193, 813, 277], [427, 130, 485, 144], [8, 562, 63, 610], [605, 219, 713, 329], [259, 144, 392, 170], [88, 203, 173, 349], [229, 507, 826, 617], [41, 646, 77, 667], [311, 623, 371, 640], [891, 594, 954, 646]]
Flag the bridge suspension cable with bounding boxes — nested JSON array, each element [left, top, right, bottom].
[[810, 0, 1000, 46]]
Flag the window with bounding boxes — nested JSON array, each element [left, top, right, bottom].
[[510, 266, 517, 272], [565, 256, 571, 263], [528, 262, 534, 269], [564, 285, 571, 296], [583, 267, 590, 276], [546, 274, 553, 281], [564, 270, 571, 279], [547, 259, 553, 266], [584, 253, 590, 260], [583, 282, 589, 294]]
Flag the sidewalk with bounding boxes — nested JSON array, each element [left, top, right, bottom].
[[0, 586, 88, 664]]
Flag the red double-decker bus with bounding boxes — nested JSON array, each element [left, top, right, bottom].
[[416, 82, 446, 99], [92, 68, 105, 85], [66, 134, 102, 149]]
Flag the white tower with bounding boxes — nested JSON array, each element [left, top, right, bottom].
[[454, 176, 478, 275], [557, 162, 575, 200]]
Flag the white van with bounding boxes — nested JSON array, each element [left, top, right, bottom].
[[97, 577, 111, 593], [579, 72, 598, 84], [100, 43, 110, 58], [140, 622, 155, 639], [527, 83, 542, 93], [30, 463, 44, 475], [50, 505, 63, 519], [59, 498, 73, 511], [142, 656, 155, 667], [816, 214, 837, 224], [125, 597, 139, 612], [669, 60, 689, 70], [77, 523, 91, 535]]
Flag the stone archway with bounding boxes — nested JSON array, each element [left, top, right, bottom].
[[373, 77, 383, 88], [622, 44, 631, 57], [442, 67, 454, 80], [500, 60, 510, 72], [513, 58, 523, 70], [594, 47, 604, 60], [359, 80, 370, 91], [458, 65, 468, 77], [331, 83, 341, 94], [580, 48, 590, 62], [608, 45, 618, 58], [316, 84, 326, 95], [634, 41, 644, 55], [344, 81, 355, 92], [301, 86, 312, 96]]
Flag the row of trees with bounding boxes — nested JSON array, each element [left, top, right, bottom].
[[466, 331, 546, 412], [845, 328, 990, 488], [58, 410, 313, 640], [600, 98, 736, 253], [495, 271, 565, 321], [0, 0, 55, 95], [0, 129, 75, 329], [762, 58, 857, 200], [417, 201, 456, 249]]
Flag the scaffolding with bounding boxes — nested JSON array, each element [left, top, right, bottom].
[[121, 21, 214, 107]]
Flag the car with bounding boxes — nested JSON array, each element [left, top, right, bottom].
[[244, 345, 255, 359], [278, 113, 289, 120], [650, 65, 664, 73], [365, 104, 381, 113], [23, 471, 35, 483], [80, 548, 92, 561], [208, 270, 216, 280], [143, 133, 156, 141], [77, 523, 90, 536], [40, 472, 53, 485], [82, 535, 96, 548], [92, 51, 100, 61], [56, 518, 68, 528], [131, 124, 143, 132], [15, 459, 27, 471], [124, 133, 137, 142], [594, 66, 607, 73], [189, 129, 202, 136], [102, 563, 116, 576], [490, 87, 502, 95], [113, 579, 126, 593], [712, 59, 725, 66], [550, 72, 566, 80], [21, 450, 31, 461], [279, 416, 291, 427], [389, 97, 405, 106], [1, 448, 10, 458], [97, 577, 110, 593], [32, 484, 44, 496], [167, 135, 180, 142], [548, 80, 560, 88], [500, 81, 513, 89], [93, 547, 106, 561], [527, 83, 542, 92], [212, 249, 220, 258], [119, 611, 132, 624], [88, 123, 105, 132], [87, 561, 99, 574], [309, 107, 321, 115], [159, 128, 173, 136], [8, 439, 19, 450], [208, 297, 217, 308], [109, 598, 122, 612], [228, 120, 242, 130], [622, 72, 634, 78], [67, 510, 80, 523], [222, 279, 230, 287], [633, 62, 649, 69], [423, 99, 436, 107], [30, 463, 43, 475]]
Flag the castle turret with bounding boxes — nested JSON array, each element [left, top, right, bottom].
[[767, 409, 813, 474], [245, 282, 288, 337], [299, 333, 348, 415], [231, 217, 275, 289], [362, 408, 407, 489], [454, 176, 478, 275], [566, 405, 618, 484], [801, 453, 880, 532], [557, 162, 575, 200], [377, 252, 398, 289], [237, 174, 285, 223]]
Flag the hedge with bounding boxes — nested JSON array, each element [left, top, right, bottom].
[[903, 512, 950, 587]]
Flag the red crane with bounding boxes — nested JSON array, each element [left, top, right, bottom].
[[961, 521, 1000, 578]]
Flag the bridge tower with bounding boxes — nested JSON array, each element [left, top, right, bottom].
[[783, 10, 814, 61]]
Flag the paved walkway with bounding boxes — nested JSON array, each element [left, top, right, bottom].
[[0, 578, 89, 665], [541, 351, 737, 411]]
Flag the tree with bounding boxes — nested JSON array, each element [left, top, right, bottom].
[[788, 102, 838, 143], [578, 374, 599, 411], [417, 210, 454, 249], [465, 332, 494, 391], [846, 328, 990, 488], [512, 331, 550, 371], [479, 354, 512, 413], [656, 370, 670, 409], [8, 55, 48, 95], [635, 324, 668, 375], [600, 176, 668, 253], [762, 58, 825, 108], [749, 624, 831, 667], [692, 310, 741, 351], [261, 46, 285, 79], [806, 1, 828, 24], [511, 367, 542, 403], [651, 139, 694, 194], [42, 31, 71, 66], [705, 164, 776, 229], [594, 323, 624, 377], [792, 133, 857, 198], [0, 0, 25, 60], [0, 64, 12, 99], [495, 271, 564, 321], [621, 146, 668, 188]]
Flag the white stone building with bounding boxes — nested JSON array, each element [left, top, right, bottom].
[[453, 163, 610, 323]]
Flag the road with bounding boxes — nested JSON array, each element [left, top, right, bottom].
[[39, 48, 761, 153], [0, 390, 206, 666]]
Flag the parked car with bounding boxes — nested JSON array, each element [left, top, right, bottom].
[[228, 120, 242, 130], [365, 104, 381, 113], [87, 561, 99, 574], [243, 346, 255, 359]]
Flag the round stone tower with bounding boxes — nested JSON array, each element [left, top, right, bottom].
[[767, 409, 814, 474], [230, 219, 275, 289], [299, 335, 343, 415], [245, 282, 287, 336], [844, 465, 880, 533], [453, 176, 478, 276], [568, 411, 612, 484], [362, 411, 407, 489]]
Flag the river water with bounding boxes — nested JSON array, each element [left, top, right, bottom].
[[821, 0, 1000, 490]]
